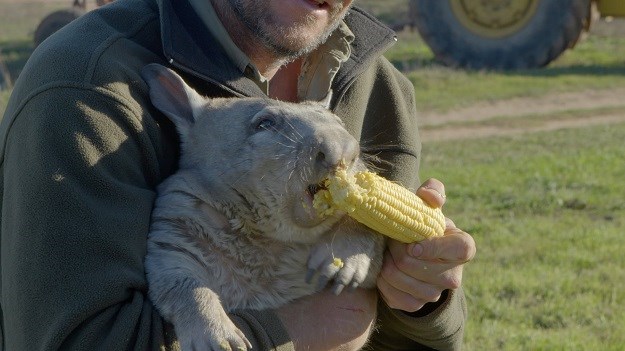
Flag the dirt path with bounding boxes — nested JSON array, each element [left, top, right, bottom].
[[418, 87, 625, 142]]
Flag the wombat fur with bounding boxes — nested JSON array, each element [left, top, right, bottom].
[[142, 64, 384, 350]]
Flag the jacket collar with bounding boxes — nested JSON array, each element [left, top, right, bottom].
[[156, 0, 396, 98]]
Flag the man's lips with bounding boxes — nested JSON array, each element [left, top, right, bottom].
[[302, 0, 331, 10]]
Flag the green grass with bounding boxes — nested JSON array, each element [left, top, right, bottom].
[[0, 90, 10, 113], [420, 123, 625, 350], [384, 28, 625, 113], [358, 0, 411, 28], [1, 2, 625, 350]]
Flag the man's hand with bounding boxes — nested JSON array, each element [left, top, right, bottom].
[[377, 178, 476, 312]]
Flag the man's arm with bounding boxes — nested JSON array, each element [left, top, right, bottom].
[[1, 87, 174, 350], [0, 87, 299, 351]]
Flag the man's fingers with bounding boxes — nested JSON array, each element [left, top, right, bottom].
[[410, 229, 476, 263], [445, 217, 456, 229], [377, 274, 440, 312], [416, 178, 446, 208]]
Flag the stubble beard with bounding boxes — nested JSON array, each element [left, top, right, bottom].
[[226, 0, 349, 63]]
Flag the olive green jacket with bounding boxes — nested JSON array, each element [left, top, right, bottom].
[[0, 0, 467, 349]]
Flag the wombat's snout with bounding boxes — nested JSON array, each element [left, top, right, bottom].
[[313, 134, 360, 173]]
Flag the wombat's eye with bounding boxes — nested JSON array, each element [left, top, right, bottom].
[[255, 118, 275, 131]]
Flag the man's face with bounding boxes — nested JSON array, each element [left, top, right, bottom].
[[224, 0, 354, 59]]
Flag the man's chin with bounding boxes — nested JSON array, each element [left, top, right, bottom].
[[266, 25, 338, 58]]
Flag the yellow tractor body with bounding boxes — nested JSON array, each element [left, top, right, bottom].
[[596, 0, 625, 17]]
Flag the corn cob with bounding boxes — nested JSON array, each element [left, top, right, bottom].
[[313, 169, 446, 243]]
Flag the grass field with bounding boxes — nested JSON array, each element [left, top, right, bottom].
[[421, 123, 625, 350], [385, 27, 625, 112], [1, 2, 625, 350]]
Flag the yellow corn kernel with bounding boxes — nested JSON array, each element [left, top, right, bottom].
[[313, 169, 446, 243]]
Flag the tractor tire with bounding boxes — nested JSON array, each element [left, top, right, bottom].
[[34, 8, 85, 46], [410, 0, 590, 70]]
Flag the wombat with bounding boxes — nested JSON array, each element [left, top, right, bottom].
[[141, 64, 384, 351]]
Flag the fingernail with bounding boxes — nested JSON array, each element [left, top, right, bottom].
[[332, 283, 345, 295], [410, 243, 423, 257]]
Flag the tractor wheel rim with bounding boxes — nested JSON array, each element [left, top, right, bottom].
[[450, 0, 540, 38]]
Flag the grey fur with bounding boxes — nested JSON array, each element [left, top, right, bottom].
[[142, 64, 384, 351]]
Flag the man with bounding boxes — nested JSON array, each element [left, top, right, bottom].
[[0, 0, 476, 349]]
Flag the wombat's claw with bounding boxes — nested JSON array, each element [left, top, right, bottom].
[[237, 329, 253, 350], [217, 338, 251, 351], [305, 267, 334, 289], [219, 340, 230, 350], [332, 282, 346, 295], [210, 323, 252, 351]]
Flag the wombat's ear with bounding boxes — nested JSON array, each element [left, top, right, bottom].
[[141, 63, 204, 137]]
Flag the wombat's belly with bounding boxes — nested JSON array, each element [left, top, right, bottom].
[[215, 243, 318, 311]]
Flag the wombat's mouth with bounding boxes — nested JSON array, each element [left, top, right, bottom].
[[306, 183, 327, 198]]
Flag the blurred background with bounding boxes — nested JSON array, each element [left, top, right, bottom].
[[1, 0, 624, 349]]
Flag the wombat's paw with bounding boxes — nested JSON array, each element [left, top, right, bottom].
[[178, 313, 252, 351], [306, 231, 379, 294], [211, 326, 251, 351]]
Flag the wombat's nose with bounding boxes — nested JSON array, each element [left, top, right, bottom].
[[315, 137, 359, 171]]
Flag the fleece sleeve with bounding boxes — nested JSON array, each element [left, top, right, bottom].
[[358, 61, 469, 350], [368, 289, 467, 350], [0, 86, 293, 351]]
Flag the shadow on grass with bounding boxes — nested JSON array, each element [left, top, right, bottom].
[[504, 64, 625, 78], [389, 57, 442, 72], [393, 57, 625, 76]]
